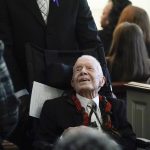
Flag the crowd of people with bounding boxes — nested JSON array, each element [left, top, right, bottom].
[[98, 0, 132, 55], [0, 0, 150, 149]]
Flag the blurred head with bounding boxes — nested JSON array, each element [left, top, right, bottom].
[[71, 55, 105, 98], [108, 22, 150, 81], [118, 5, 150, 45], [101, 0, 113, 28], [54, 126, 121, 150], [100, 0, 131, 29]]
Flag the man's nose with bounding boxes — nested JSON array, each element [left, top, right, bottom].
[[80, 67, 87, 74]]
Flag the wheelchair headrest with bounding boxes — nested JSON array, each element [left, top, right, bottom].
[[46, 63, 73, 90]]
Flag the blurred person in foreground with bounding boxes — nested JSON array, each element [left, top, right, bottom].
[[54, 126, 121, 150], [34, 55, 136, 150], [0, 40, 19, 150]]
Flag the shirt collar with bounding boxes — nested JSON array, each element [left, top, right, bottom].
[[76, 93, 99, 109]]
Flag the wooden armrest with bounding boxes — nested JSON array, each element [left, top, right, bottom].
[[136, 138, 150, 149], [137, 138, 150, 143]]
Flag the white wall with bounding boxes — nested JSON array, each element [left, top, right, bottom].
[[131, 0, 150, 17], [87, 0, 150, 30]]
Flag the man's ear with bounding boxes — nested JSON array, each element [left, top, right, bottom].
[[99, 76, 106, 87]]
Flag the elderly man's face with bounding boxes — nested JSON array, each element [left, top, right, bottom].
[[71, 56, 105, 95]]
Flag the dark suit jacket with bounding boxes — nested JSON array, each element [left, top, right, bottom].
[[0, 0, 106, 92], [34, 95, 136, 150], [98, 28, 112, 56]]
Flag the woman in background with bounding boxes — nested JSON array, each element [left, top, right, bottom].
[[107, 22, 150, 82], [118, 5, 150, 57]]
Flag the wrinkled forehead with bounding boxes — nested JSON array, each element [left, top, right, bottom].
[[73, 56, 103, 75]]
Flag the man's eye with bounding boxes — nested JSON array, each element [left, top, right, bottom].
[[76, 68, 81, 71], [87, 67, 93, 70]]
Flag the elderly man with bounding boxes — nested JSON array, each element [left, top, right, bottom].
[[34, 55, 136, 150]]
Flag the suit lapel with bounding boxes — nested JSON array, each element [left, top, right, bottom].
[[66, 95, 83, 125], [22, 0, 46, 27]]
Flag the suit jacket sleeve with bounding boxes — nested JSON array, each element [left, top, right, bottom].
[[76, 0, 106, 66], [76, 0, 112, 96], [34, 100, 60, 150], [34, 96, 82, 150], [76, 0, 99, 48], [0, 0, 26, 92], [109, 99, 137, 150], [76, 0, 105, 60]]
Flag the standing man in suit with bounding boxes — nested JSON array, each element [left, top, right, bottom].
[[34, 55, 136, 150], [0, 0, 107, 95], [0, 0, 111, 149]]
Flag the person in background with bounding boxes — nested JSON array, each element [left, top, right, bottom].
[[0, 0, 111, 149], [107, 22, 150, 82], [54, 126, 121, 150], [117, 5, 150, 57], [0, 40, 19, 150], [100, 0, 113, 29], [34, 55, 136, 150], [99, 0, 132, 56]]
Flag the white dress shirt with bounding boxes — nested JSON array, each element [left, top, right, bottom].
[[76, 94, 103, 131], [37, 0, 50, 23]]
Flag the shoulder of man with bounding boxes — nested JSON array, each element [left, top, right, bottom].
[[105, 96, 126, 112], [43, 95, 71, 107]]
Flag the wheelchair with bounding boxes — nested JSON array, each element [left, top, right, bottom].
[[26, 43, 150, 150]]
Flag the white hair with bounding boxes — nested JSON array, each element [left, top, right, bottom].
[[75, 55, 104, 76]]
